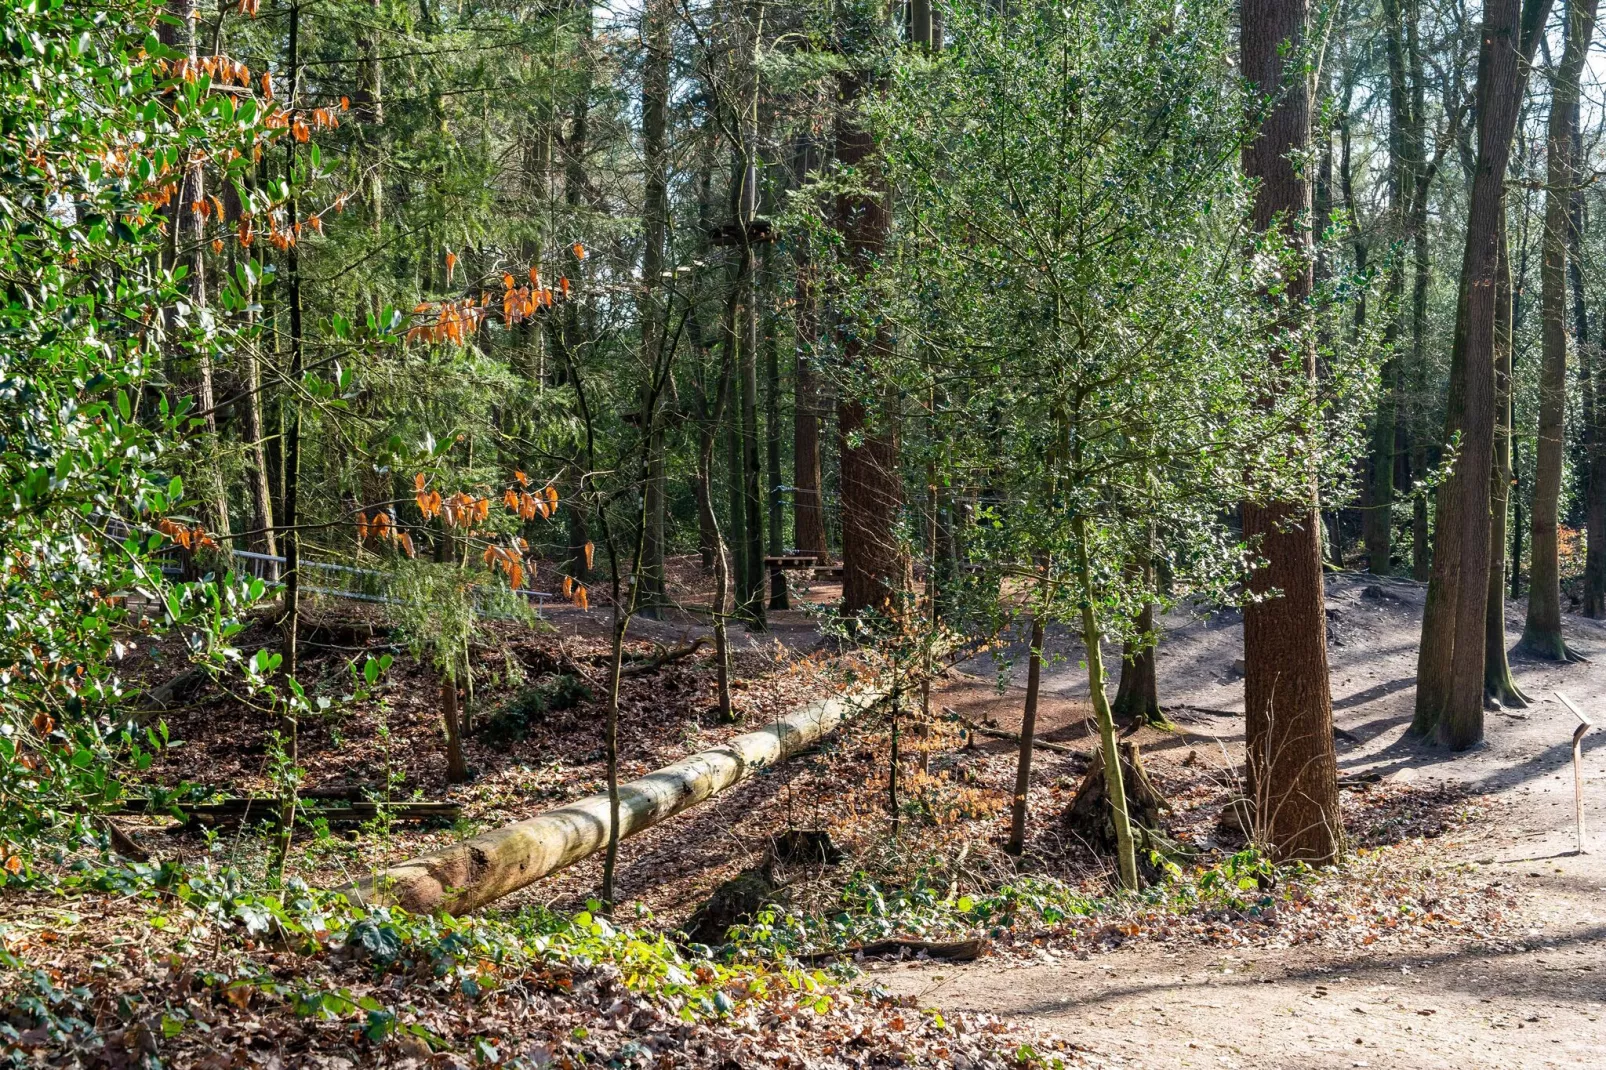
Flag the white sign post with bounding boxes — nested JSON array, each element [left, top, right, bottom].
[[1555, 692, 1594, 855]]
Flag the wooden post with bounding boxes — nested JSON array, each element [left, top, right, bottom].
[[1556, 691, 1595, 854]]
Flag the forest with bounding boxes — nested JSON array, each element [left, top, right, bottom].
[[3, 0, 1606, 1065]]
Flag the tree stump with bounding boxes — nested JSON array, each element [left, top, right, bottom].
[[681, 867, 786, 947], [1064, 740, 1171, 851]]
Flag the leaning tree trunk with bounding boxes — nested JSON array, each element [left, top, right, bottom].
[[1487, 228, 1531, 705], [1073, 517, 1138, 888], [1415, 0, 1551, 749], [1240, 0, 1341, 864], [1523, 0, 1597, 656], [352, 675, 910, 915]]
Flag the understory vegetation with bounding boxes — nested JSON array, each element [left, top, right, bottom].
[[2, 0, 1594, 1064]]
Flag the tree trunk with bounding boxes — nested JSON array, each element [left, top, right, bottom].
[[1006, 615, 1045, 856], [1112, 605, 1163, 728], [1487, 228, 1531, 704], [1074, 516, 1138, 889], [740, 249, 765, 628], [1369, 0, 1416, 575], [280, 6, 304, 678], [1240, 0, 1341, 864], [1589, 335, 1606, 615], [764, 252, 789, 610], [835, 63, 907, 616], [792, 176, 829, 563], [442, 674, 468, 784], [1524, 0, 1597, 655], [636, 0, 672, 618], [1415, 0, 1550, 749]]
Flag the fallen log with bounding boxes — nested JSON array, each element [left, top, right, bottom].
[[348, 681, 891, 915], [944, 708, 1079, 755], [620, 637, 709, 677]]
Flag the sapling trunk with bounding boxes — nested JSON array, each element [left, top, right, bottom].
[[1006, 615, 1046, 856], [1074, 516, 1138, 889], [442, 673, 468, 784]]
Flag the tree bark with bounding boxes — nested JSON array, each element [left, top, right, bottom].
[[792, 145, 829, 563], [1006, 615, 1045, 856], [352, 677, 910, 914], [1240, 0, 1341, 864], [440, 673, 468, 785], [835, 61, 907, 616], [1074, 516, 1138, 888], [636, 0, 672, 617], [764, 250, 789, 610], [1487, 228, 1531, 705], [1523, 0, 1597, 656], [1415, 0, 1551, 749]]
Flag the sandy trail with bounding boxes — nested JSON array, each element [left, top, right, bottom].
[[873, 573, 1606, 1068]]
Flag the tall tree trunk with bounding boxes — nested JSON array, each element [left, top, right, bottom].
[[835, 62, 907, 616], [637, 0, 672, 617], [764, 251, 789, 610], [1487, 228, 1531, 704], [739, 248, 765, 627], [1415, 0, 1550, 749], [792, 143, 829, 563], [1006, 614, 1045, 856], [1240, 0, 1341, 864], [1369, 0, 1417, 575], [1522, 0, 1586, 645], [1522, 0, 1596, 657]]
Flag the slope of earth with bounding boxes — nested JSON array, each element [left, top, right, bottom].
[[872, 572, 1606, 1069]]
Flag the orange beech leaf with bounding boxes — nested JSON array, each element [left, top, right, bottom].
[[571, 242, 586, 260], [399, 532, 416, 558], [516, 537, 529, 552], [474, 498, 490, 523], [583, 541, 595, 570], [502, 273, 515, 290], [356, 511, 369, 543], [528, 267, 540, 286], [544, 486, 559, 508], [414, 472, 428, 492], [514, 470, 529, 486], [261, 71, 273, 99], [211, 238, 224, 254], [575, 586, 589, 611], [559, 277, 570, 297], [561, 575, 574, 599], [445, 250, 457, 284]]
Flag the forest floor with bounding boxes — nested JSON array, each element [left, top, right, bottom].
[[14, 564, 1606, 1067], [871, 572, 1606, 1068]]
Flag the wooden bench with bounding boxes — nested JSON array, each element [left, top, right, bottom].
[[765, 554, 820, 609]]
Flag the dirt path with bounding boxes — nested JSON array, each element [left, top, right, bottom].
[[874, 574, 1606, 1068]]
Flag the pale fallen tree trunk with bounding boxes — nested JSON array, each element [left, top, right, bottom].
[[347, 682, 889, 915]]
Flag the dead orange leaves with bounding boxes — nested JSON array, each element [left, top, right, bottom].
[[156, 517, 216, 551]]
